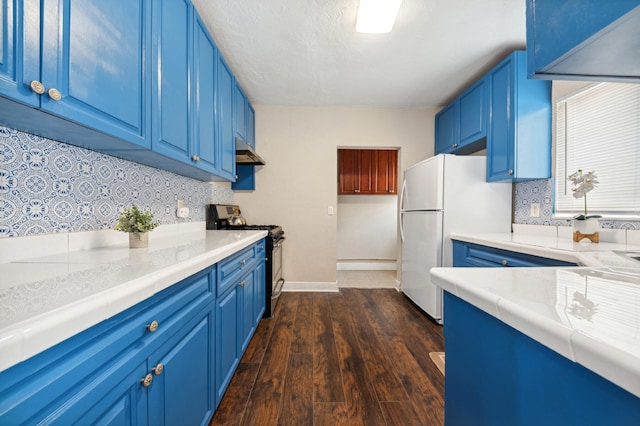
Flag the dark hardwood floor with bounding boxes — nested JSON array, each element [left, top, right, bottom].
[[209, 289, 445, 426]]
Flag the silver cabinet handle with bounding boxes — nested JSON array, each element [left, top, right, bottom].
[[30, 80, 45, 94], [48, 88, 62, 101]]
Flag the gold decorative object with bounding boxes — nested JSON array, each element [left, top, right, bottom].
[[573, 230, 599, 243]]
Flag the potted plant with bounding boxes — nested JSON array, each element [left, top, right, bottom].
[[568, 170, 601, 242], [115, 204, 159, 248]]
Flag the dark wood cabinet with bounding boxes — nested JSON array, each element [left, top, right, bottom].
[[338, 149, 398, 195]]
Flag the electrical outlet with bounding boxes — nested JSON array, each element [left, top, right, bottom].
[[327, 206, 334, 216], [530, 203, 541, 218], [177, 207, 189, 218]]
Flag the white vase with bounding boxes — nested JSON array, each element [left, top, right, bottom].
[[129, 232, 149, 248], [572, 218, 599, 242]]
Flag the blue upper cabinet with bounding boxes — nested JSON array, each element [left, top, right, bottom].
[[234, 82, 247, 142], [217, 54, 236, 181], [246, 102, 255, 148], [527, 0, 640, 81], [0, 0, 152, 148], [192, 12, 218, 174], [434, 76, 488, 155], [0, 0, 40, 106], [152, 0, 192, 160], [434, 101, 458, 154], [486, 51, 551, 182], [458, 76, 488, 147]]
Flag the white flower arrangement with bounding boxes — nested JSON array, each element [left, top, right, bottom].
[[567, 170, 601, 220]]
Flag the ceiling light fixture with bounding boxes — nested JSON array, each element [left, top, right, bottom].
[[355, 0, 402, 34]]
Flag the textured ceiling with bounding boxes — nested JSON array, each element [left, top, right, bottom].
[[191, 0, 526, 108]]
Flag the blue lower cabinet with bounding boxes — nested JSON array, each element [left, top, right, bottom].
[[0, 241, 266, 423], [215, 241, 266, 405], [0, 266, 215, 424], [444, 292, 640, 426], [148, 308, 214, 426], [452, 240, 576, 267], [215, 285, 240, 405]]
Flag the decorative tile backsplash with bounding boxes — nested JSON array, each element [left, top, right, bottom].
[[514, 179, 638, 230], [0, 126, 233, 237]]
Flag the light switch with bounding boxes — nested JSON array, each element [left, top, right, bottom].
[[327, 206, 334, 216], [530, 203, 540, 218]]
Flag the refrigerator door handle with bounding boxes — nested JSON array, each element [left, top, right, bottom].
[[399, 179, 407, 211], [400, 212, 406, 242]]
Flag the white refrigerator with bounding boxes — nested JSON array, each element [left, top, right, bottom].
[[399, 154, 512, 323]]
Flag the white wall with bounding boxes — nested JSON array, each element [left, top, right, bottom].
[[234, 106, 436, 286], [337, 194, 397, 261]]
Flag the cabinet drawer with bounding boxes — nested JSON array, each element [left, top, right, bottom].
[[453, 240, 576, 267], [217, 240, 265, 296]]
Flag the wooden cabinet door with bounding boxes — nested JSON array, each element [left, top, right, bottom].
[[338, 149, 359, 194], [358, 150, 374, 194], [374, 150, 398, 194], [339, 149, 398, 195]]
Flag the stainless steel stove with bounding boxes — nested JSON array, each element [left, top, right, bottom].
[[206, 204, 284, 317]]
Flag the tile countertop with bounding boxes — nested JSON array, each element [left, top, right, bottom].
[[431, 230, 640, 398], [0, 229, 267, 373]]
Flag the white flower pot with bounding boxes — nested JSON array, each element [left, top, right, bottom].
[[572, 218, 599, 243], [129, 232, 149, 248]]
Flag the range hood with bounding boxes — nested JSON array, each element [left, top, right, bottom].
[[235, 137, 265, 165]]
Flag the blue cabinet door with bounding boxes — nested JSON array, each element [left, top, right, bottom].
[[527, 0, 640, 81], [486, 51, 551, 182], [487, 55, 514, 181], [458, 76, 488, 146], [254, 260, 266, 323], [215, 286, 240, 404], [192, 12, 217, 174], [148, 308, 214, 426], [434, 101, 458, 154], [246, 102, 255, 147], [234, 82, 247, 142], [151, 0, 192, 159], [240, 271, 256, 352], [40, 0, 151, 148], [0, 0, 40, 106], [217, 54, 236, 181], [64, 361, 148, 426]]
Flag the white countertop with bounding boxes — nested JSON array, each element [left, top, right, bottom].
[[0, 229, 267, 373], [432, 231, 640, 398]]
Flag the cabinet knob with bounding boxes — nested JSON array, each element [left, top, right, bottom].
[[508, 169, 513, 175], [501, 259, 508, 266], [29, 80, 46, 94], [241, 260, 246, 265], [240, 280, 246, 287], [48, 88, 62, 101], [453, 143, 458, 148], [152, 363, 164, 376], [147, 320, 159, 333], [192, 155, 200, 162], [141, 373, 153, 388]]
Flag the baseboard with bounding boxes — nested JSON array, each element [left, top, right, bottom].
[[282, 282, 339, 292], [337, 261, 397, 271]]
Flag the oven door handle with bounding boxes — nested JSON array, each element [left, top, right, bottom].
[[273, 278, 285, 297]]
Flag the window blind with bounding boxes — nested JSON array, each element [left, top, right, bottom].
[[555, 83, 640, 218]]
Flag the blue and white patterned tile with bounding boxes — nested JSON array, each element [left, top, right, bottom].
[[0, 126, 234, 237], [515, 179, 638, 230]]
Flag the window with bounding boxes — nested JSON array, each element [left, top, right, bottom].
[[555, 83, 640, 219]]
